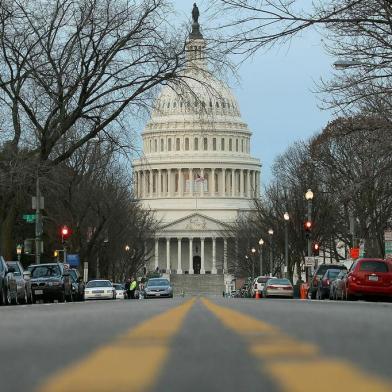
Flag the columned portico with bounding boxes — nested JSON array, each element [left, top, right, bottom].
[[189, 238, 194, 274]]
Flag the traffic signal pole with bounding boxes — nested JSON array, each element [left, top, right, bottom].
[[307, 199, 312, 282], [35, 176, 42, 264]]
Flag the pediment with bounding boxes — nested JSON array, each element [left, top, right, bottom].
[[159, 213, 229, 234]]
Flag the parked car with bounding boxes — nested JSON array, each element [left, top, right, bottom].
[[113, 283, 127, 299], [329, 270, 348, 300], [0, 256, 17, 305], [316, 269, 342, 300], [251, 276, 276, 298], [143, 278, 173, 298], [262, 278, 294, 298], [28, 263, 73, 303], [308, 264, 347, 299], [69, 269, 85, 301], [84, 280, 116, 300], [345, 258, 392, 300], [6, 261, 32, 304]]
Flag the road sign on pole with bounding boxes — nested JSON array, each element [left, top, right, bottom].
[[304, 257, 316, 267]]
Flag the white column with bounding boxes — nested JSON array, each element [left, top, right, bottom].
[[212, 237, 217, 274], [211, 168, 215, 196], [200, 238, 205, 274], [155, 238, 159, 270], [247, 170, 251, 198], [231, 169, 235, 197], [240, 169, 244, 197], [168, 169, 172, 197], [221, 168, 226, 196], [158, 169, 162, 197], [179, 168, 183, 197], [223, 239, 228, 273], [189, 238, 194, 274], [166, 238, 170, 272], [177, 238, 182, 274], [200, 168, 204, 197], [189, 168, 193, 196]]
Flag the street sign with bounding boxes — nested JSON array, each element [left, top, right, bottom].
[[385, 240, 392, 258], [67, 254, 80, 268], [23, 214, 36, 223], [304, 257, 316, 266], [83, 262, 88, 283], [384, 230, 392, 242], [32, 196, 44, 210]]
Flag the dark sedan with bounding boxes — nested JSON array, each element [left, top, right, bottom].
[[143, 278, 173, 298], [316, 269, 342, 300], [28, 263, 73, 303]]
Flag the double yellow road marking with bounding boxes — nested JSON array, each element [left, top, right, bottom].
[[38, 298, 392, 392], [202, 298, 392, 392], [38, 299, 195, 392]]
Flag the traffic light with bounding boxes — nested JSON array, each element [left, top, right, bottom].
[[304, 220, 312, 238], [312, 242, 320, 256], [54, 250, 59, 257], [60, 225, 72, 243]]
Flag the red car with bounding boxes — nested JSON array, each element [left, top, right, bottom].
[[345, 258, 392, 300]]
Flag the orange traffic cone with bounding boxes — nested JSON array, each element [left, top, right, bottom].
[[255, 291, 261, 299]]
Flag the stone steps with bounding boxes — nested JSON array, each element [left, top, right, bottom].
[[170, 274, 225, 296]]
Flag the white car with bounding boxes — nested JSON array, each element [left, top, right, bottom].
[[113, 283, 127, 299], [251, 276, 277, 297], [84, 280, 116, 300]]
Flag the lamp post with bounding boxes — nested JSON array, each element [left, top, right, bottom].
[[305, 189, 314, 258], [258, 239, 264, 275], [125, 245, 130, 252], [251, 247, 256, 280], [16, 244, 22, 262], [268, 229, 273, 275], [283, 212, 290, 277]]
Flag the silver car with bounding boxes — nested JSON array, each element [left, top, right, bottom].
[[263, 278, 294, 298], [6, 261, 32, 304], [143, 278, 173, 298]]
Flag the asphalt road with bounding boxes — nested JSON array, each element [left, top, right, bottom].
[[1, 298, 392, 392]]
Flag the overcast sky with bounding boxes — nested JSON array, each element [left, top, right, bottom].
[[145, 1, 336, 186]]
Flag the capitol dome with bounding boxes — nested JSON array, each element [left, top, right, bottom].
[[132, 5, 261, 280]]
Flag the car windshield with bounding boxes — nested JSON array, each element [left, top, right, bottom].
[[147, 279, 169, 287], [113, 284, 124, 290], [257, 277, 269, 283], [86, 280, 112, 288], [31, 265, 61, 278], [268, 279, 291, 285], [359, 261, 388, 273], [327, 270, 341, 279], [7, 263, 21, 275]]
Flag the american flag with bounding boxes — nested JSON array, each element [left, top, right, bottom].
[[195, 174, 205, 182]]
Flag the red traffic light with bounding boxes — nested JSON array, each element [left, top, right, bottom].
[[312, 242, 320, 256], [60, 225, 72, 239], [304, 220, 312, 231]]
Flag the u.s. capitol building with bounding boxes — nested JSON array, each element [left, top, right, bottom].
[[132, 6, 261, 291]]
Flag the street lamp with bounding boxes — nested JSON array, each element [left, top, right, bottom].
[[258, 239, 264, 276], [16, 244, 22, 262], [268, 229, 273, 275], [305, 189, 314, 258], [283, 212, 289, 276], [125, 245, 130, 252], [251, 248, 256, 280]]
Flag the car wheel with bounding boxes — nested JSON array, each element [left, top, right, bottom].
[[0, 285, 6, 305], [6, 287, 12, 305]]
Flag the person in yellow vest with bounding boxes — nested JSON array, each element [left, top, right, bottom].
[[129, 277, 137, 299]]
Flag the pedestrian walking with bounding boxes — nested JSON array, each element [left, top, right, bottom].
[[125, 278, 132, 299]]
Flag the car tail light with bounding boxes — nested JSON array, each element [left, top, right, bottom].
[[283, 286, 292, 290], [326, 279, 330, 286], [266, 285, 274, 289]]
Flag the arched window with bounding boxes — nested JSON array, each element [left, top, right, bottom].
[[168, 138, 172, 151], [149, 139, 152, 152], [176, 138, 180, 151], [229, 139, 232, 151], [185, 137, 189, 150], [236, 139, 239, 152], [203, 137, 208, 151], [160, 138, 164, 152], [221, 138, 225, 151], [212, 138, 217, 151], [154, 139, 158, 152], [241, 139, 244, 152], [215, 101, 219, 108], [194, 138, 199, 151]]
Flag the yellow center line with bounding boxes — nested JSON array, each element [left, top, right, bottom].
[[201, 298, 392, 392], [37, 299, 195, 392]]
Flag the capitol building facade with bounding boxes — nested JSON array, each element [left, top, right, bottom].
[[132, 10, 261, 281]]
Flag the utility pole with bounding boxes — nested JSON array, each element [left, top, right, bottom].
[[35, 176, 43, 264]]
